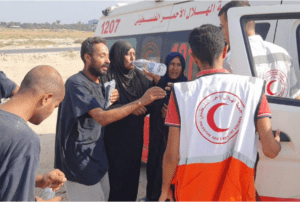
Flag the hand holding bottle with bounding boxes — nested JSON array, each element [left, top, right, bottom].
[[132, 59, 167, 76]]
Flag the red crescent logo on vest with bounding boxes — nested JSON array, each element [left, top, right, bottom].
[[207, 103, 229, 132], [266, 80, 276, 96], [195, 92, 244, 144], [263, 69, 288, 97]]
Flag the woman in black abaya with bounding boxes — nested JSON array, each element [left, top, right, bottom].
[[144, 52, 188, 201], [103, 40, 154, 201]]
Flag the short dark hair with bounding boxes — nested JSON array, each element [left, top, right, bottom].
[[188, 24, 225, 66], [81, 37, 107, 63], [218, 1, 250, 20]]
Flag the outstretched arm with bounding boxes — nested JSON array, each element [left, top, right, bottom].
[[89, 86, 166, 126], [257, 117, 281, 158]]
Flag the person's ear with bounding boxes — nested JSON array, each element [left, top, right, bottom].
[[41, 93, 54, 106], [84, 53, 91, 66], [190, 52, 196, 62], [190, 52, 201, 67], [222, 45, 228, 59]]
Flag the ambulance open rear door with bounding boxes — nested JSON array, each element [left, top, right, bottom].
[[228, 5, 300, 200]]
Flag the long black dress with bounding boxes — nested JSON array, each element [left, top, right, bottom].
[[103, 40, 153, 201], [104, 100, 150, 201], [146, 52, 187, 201], [147, 91, 169, 201]]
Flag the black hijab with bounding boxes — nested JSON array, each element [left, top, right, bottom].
[[107, 40, 152, 103], [158, 52, 188, 97]]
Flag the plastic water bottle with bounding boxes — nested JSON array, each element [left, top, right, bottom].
[[39, 187, 56, 200], [132, 59, 167, 76]]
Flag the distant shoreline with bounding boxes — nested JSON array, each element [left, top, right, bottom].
[[0, 28, 94, 50]]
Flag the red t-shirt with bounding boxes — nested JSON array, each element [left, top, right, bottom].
[[165, 69, 272, 127]]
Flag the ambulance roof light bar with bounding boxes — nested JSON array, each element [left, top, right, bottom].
[[102, 3, 128, 16]]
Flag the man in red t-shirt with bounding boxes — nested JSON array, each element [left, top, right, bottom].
[[159, 25, 281, 201]]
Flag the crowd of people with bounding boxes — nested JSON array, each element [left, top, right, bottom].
[[1, 1, 295, 201]]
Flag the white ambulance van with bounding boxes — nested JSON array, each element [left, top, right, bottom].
[[95, 0, 300, 200]]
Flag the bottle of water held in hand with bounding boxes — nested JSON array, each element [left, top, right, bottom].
[[39, 187, 56, 200], [132, 59, 167, 76]]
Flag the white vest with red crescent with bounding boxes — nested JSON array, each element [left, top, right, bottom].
[[173, 73, 265, 168]]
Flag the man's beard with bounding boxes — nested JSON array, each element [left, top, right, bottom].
[[89, 65, 104, 77], [88, 60, 108, 77]]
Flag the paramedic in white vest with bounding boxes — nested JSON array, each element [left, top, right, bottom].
[[219, 1, 300, 99], [159, 24, 281, 201]]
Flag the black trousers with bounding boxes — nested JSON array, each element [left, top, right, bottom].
[[104, 115, 144, 201]]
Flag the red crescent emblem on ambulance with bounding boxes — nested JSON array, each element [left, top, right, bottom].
[[207, 103, 229, 132], [266, 80, 276, 96]]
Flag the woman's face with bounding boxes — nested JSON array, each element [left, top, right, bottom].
[[124, 48, 136, 70], [168, 56, 183, 79]]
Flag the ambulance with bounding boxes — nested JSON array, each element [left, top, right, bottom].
[[95, 0, 300, 200]]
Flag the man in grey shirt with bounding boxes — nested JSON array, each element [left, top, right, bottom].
[[0, 65, 67, 201]]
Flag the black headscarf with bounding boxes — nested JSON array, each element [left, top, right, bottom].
[[107, 40, 152, 103], [158, 52, 188, 97]]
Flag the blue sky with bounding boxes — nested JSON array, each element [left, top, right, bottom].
[[0, 1, 138, 24]]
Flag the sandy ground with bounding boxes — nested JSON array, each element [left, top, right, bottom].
[[0, 38, 82, 50], [1, 51, 147, 201], [1, 51, 83, 134], [1, 43, 82, 50], [0, 28, 93, 50]]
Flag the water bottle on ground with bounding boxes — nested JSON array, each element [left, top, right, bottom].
[[132, 59, 167, 76]]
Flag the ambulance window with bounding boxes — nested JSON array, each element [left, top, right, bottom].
[[297, 25, 300, 67], [255, 23, 270, 40], [242, 16, 300, 102], [106, 38, 137, 50], [106, 39, 119, 50]]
